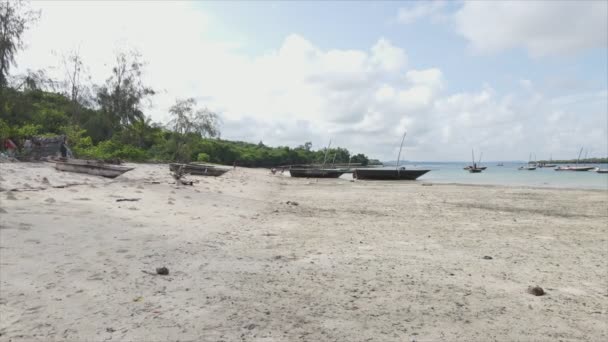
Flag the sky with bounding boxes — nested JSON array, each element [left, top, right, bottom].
[[15, 0, 608, 161]]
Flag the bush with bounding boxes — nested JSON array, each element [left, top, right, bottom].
[[78, 140, 149, 162], [197, 152, 210, 162]]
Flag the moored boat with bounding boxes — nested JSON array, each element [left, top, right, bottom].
[[555, 147, 594, 171], [464, 166, 487, 170], [465, 149, 484, 173], [169, 163, 230, 176], [55, 159, 134, 178], [519, 153, 537, 170], [596, 169, 608, 174], [554, 165, 596, 172]]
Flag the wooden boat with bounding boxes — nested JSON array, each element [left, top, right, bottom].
[[289, 138, 346, 178], [519, 153, 537, 170], [465, 150, 484, 173], [353, 167, 430, 180], [539, 154, 556, 168], [353, 131, 430, 181], [554, 147, 594, 172], [289, 168, 344, 178], [496, 163, 504, 167], [555, 165, 595, 171], [55, 159, 133, 178], [169, 163, 230, 177]]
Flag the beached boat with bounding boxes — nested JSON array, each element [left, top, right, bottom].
[[289, 168, 344, 178], [288, 138, 346, 178], [55, 159, 134, 178], [354, 131, 430, 181], [169, 163, 230, 177], [353, 167, 430, 180]]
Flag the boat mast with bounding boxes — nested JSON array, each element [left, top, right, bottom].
[[478, 152, 483, 166], [396, 131, 407, 173], [321, 138, 332, 168], [576, 147, 583, 165], [471, 149, 475, 168]]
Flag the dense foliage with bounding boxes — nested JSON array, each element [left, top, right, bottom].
[[0, 88, 371, 166], [538, 158, 608, 164]]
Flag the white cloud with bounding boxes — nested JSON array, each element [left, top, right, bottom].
[[454, 1, 608, 56], [14, 1, 608, 161], [397, 1, 447, 24]]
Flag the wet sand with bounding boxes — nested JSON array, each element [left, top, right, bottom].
[[1, 162, 607, 341]]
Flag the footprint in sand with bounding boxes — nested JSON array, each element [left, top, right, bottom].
[[6, 192, 17, 200], [87, 273, 104, 281], [45, 197, 56, 203], [18, 223, 32, 231], [0, 208, 7, 213]]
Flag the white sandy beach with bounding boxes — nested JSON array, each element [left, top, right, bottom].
[[1, 162, 607, 341]]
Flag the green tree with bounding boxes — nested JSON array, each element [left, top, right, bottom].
[[0, 0, 38, 89], [95, 51, 154, 132], [167, 98, 220, 162]]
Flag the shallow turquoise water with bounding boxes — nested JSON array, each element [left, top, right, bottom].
[[414, 162, 608, 189], [346, 162, 608, 189]]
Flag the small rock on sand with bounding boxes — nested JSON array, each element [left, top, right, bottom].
[[45, 198, 56, 203], [156, 267, 169, 275], [482, 256, 493, 260], [527, 286, 545, 296]]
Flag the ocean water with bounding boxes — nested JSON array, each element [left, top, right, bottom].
[[349, 162, 608, 190]]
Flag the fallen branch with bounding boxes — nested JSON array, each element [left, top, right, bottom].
[[116, 198, 140, 202]]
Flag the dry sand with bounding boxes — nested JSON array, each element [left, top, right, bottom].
[[0, 162, 607, 341]]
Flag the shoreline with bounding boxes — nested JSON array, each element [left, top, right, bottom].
[[1, 162, 607, 341]]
